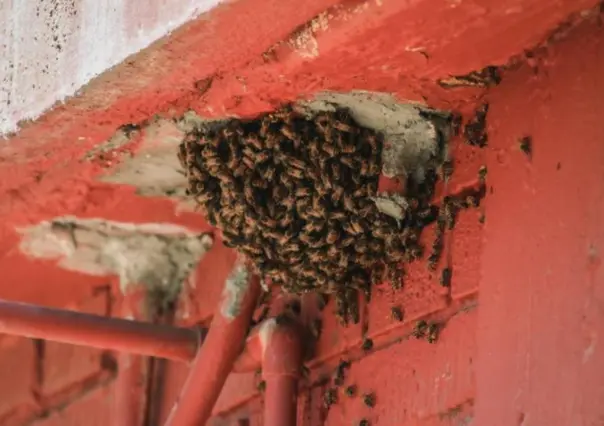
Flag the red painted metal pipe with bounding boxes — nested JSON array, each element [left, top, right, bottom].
[[234, 318, 303, 426], [165, 258, 261, 426], [0, 299, 201, 361]]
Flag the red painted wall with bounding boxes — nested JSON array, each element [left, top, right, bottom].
[[0, 0, 603, 425]]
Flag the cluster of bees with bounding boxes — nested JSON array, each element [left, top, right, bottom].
[[179, 104, 447, 323]]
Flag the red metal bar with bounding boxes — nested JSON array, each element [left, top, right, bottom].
[[0, 299, 201, 361], [164, 258, 261, 426]]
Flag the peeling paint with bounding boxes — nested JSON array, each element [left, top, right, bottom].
[[220, 259, 250, 320], [18, 217, 213, 307]]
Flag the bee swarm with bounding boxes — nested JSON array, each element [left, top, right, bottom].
[[179, 104, 443, 323]]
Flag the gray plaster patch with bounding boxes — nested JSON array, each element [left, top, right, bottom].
[[100, 118, 187, 198], [18, 217, 213, 306], [297, 90, 450, 182], [99, 113, 229, 213]]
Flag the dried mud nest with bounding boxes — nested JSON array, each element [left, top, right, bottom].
[[178, 104, 476, 323]]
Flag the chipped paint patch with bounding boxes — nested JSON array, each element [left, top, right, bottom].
[[221, 260, 250, 320], [18, 217, 213, 308]]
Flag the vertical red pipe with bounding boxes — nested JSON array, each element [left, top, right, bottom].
[[233, 318, 303, 426], [264, 375, 299, 426], [165, 259, 261, 426], [262, 320, 303, 426]]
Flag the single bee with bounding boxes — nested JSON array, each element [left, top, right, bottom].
[[337, 254, 349, 269], [341, 236, 356, 247], [288, 157, 307, 170], [310, 318, 322, 338], [287, 167, 305, 179], [327, 245, 339, 258], [391, 306, 404, 322], [326, 229, 340, 245], [440, 159, 454, 180], [320, 172, 333, 190], [478, 212, 486, 223], [369, 239, 383, 253], [465, 194, 479, 208], [333, 359, 351, 386], [330, 162, 341, 181], [299, 266, 316, 280], [265, 133, 278, 150], [245, 134, 264, 150], [343, 196, 356, 212], [440, 267, 452, 287], [368, 162, 381, 176], [412, 320, 428, 339], [323, 388, 338, 409], [387, 265, 403, 290], [242, 155, 255, 169], [280, 126, 297, 141], [315, 273, 328, 288], [295, 187, 312, 198], [353, 187, 368, 198], [345, 384, 357, 397], [278, 214, 293, 228], [339, 155, 356, 168], [322, 143, 339, 157], [519, 135, 532, 158], [365, 133, 380, 152], [283, 242, 302, 254], [362, 392, 376, 408], [253, 150, 271, 164], [445, 202, 458, 230], [427, 323, 439, 344], [478, 165, 487, 182], [308, 139, 321, 159], [345, 218, 364, 235], [242, 244, 263, 256], [329, 211, 347, 221], [331, 186, 344, 203], [194, 192, 214, 205], [334, 120, 355, 133]]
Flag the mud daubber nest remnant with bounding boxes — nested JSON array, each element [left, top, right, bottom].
[[178, 102, 454, 323]]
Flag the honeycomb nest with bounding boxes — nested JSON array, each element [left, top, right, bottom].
[[178, 105, 443, 323]]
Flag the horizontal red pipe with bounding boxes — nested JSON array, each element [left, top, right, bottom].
[[165, 259, 261, 426], [0, 299, 201, 361]]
